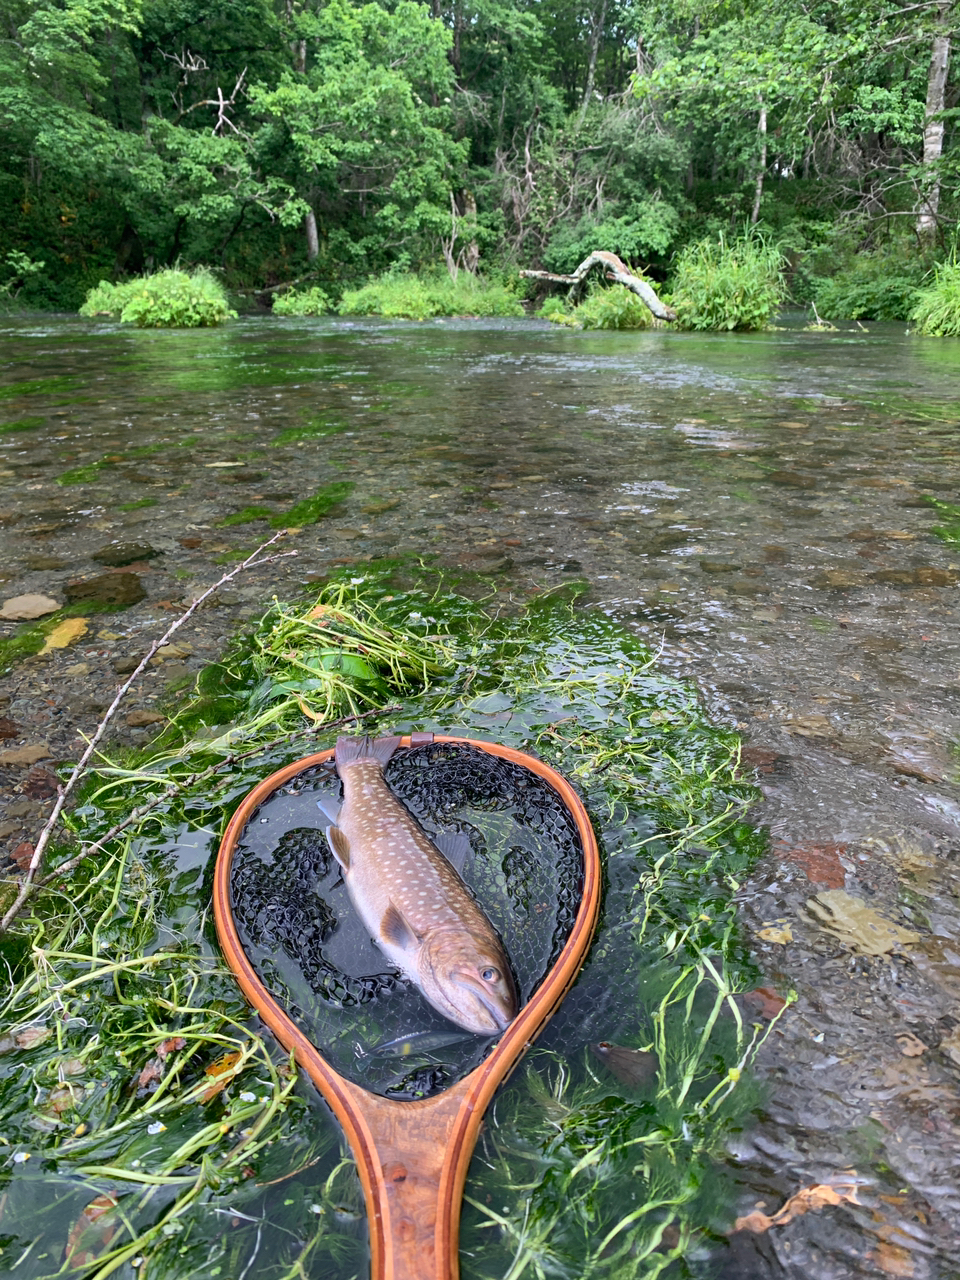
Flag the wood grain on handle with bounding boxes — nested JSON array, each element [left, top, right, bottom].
[[214, 735, 601, 1280]]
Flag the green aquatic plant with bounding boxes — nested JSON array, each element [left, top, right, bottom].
[[0, 573, 777, 1278], [0, 415, 44, 434], [273, 418, 349, 445], [338, 273, 524, 321], [271, 481, 355, 527], [79, 269, 236, 329], [670, 231, 786, 331], [911, 260, 960, 337], [217, 505, 275, 527], [539, 284, 657, 330], [272, 285, 332, 316], [922, 494, 960, 545]]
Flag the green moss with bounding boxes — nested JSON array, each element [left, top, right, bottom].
[[271, 481, 355, 527], [0, 376, 79, 400], [0, 416, 45, 434], [56, 461, 103, 485], [273, 419, 348, 445], [217, 505, 275, 527], [118, 497, 158, 511]]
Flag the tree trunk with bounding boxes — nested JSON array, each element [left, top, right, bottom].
[[577, 0, 608, 126], [916, 6, 952, 246], [520, 251, 676, 321], [305, 209, 319, 261], [751, 99, 767, 224]]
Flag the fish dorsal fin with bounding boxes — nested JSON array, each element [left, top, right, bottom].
[[326, 825, 351, 870], [434, 830, 472, 874], [381, 903, 418, 952]]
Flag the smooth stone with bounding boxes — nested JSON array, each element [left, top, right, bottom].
[[126, 710, 166, 727], [91, 541, 159, 567], [63, 662, 90, 676], [769, 470, 818, 488], [700, 559, 742, 573], [112, 655, 143, 674], [24, 555, 68, 571], [0, 744, 53, 765], [871, 567, 957, 587], [64, 573, 146, 608], [811, 570, 868, 589], [1, 593, 60, 620]]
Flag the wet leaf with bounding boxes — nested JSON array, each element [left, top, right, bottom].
[[10, 842, 34, 872], [590, 1042, 657, 1088], [157, 1036, 187, 1059], [804, 890, 919, 956], [15, 1026, 50, 1050], [870, 1241, 915, 1277], [39, 617, 88, 654], [200, 1050, 243, 1102], [733, 1172, 861, 1232], [137, 1058, 163, 1089], [64, 1193, 119, 1267], [742, 987, 787, 1020], [757, 922, 793, 944], [896, 1033, 926, 1057]]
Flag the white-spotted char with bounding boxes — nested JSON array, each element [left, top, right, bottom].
[[324, 735, 518, 1035]]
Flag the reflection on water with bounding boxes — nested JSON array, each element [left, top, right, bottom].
[[2, 314, 960, 1276]]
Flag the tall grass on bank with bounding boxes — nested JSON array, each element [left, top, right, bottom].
[[0, 572, 778, 1279], [337, 273, 525, 321], [911, 260, 960, 337], [670, 232, 786, 331], [272, 286, 331, 317], [79, 268, 236, 328]]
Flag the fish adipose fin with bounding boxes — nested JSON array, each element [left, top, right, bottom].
[[335, 734, 403, 768], [434, 830, 472, 873], [381, 903, 419, 951], [326, 825, 351, 869]]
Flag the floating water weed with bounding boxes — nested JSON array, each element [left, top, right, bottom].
[[1, 571, 777, 1277]]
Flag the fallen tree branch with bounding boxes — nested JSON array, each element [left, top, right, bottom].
[[521, 250, 676, 321], [0, 532, 297, 934]]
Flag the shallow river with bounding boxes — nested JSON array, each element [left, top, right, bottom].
[[2, 314, 960, 1278]]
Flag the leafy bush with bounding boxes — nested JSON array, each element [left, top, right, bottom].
[[542, 202, 682, 273], [670, 231, 786, 331], [79, 268, 236, 328], [338, 273, 524, 321], [910, 260, 960, 337], [538, 284, 656, 329], [272, 285, 331, 316], [812, 252, 926, 321]]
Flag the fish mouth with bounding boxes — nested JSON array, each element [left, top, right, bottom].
[[454, 975, 515, 1033]]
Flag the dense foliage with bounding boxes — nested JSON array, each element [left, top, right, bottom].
[[670, 232, 787, 331], [0, 0, 957, 312], [79, 268, 235, 326], [911, 260, 960, 335]]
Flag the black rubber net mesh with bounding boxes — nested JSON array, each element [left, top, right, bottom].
[[230, 742, 584, 1099]]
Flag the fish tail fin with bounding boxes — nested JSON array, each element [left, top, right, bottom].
[[335, 734, 403, 769]]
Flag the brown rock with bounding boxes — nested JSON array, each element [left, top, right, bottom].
[[91, 541, 159, 567], [1, 593, 60, 620], [125, 711, 166, 727], [113, 655, 143, 675], [769, 470, 817, 488], [0, 744, 52, 766], [22, 767, 59, 799], [64, 573, 146, 608], [700, 559, 742, 573], [0, 717, 19, 740], [811, 570, 868, 590]]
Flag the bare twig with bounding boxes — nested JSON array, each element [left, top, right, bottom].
[[37, 703, 401, 886], [520, 250, 676, 321], [0, 533, 297, 934]]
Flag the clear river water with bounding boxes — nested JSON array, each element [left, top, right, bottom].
[[2, 313, 960, 1278]]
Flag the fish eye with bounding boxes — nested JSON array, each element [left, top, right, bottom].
[[480, 967, 499, 983]]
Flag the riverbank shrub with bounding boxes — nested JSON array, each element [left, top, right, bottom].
[[272, 285, 331, 316], [337, 273, 524, 321], [538, 283, 657, 329], [812, 252, 926, 321], [670, 232, 787, 331], [911, 261, 960, 336], [79, 268, 236, 327]]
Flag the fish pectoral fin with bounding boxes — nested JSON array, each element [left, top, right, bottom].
[[434, 830, 472, 873], [316, 796, 342, 826], [381, 903, 419, 952], [326, 825, 351, 870]]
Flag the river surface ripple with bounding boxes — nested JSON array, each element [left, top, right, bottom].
[[2, 314, 960, 1277]]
